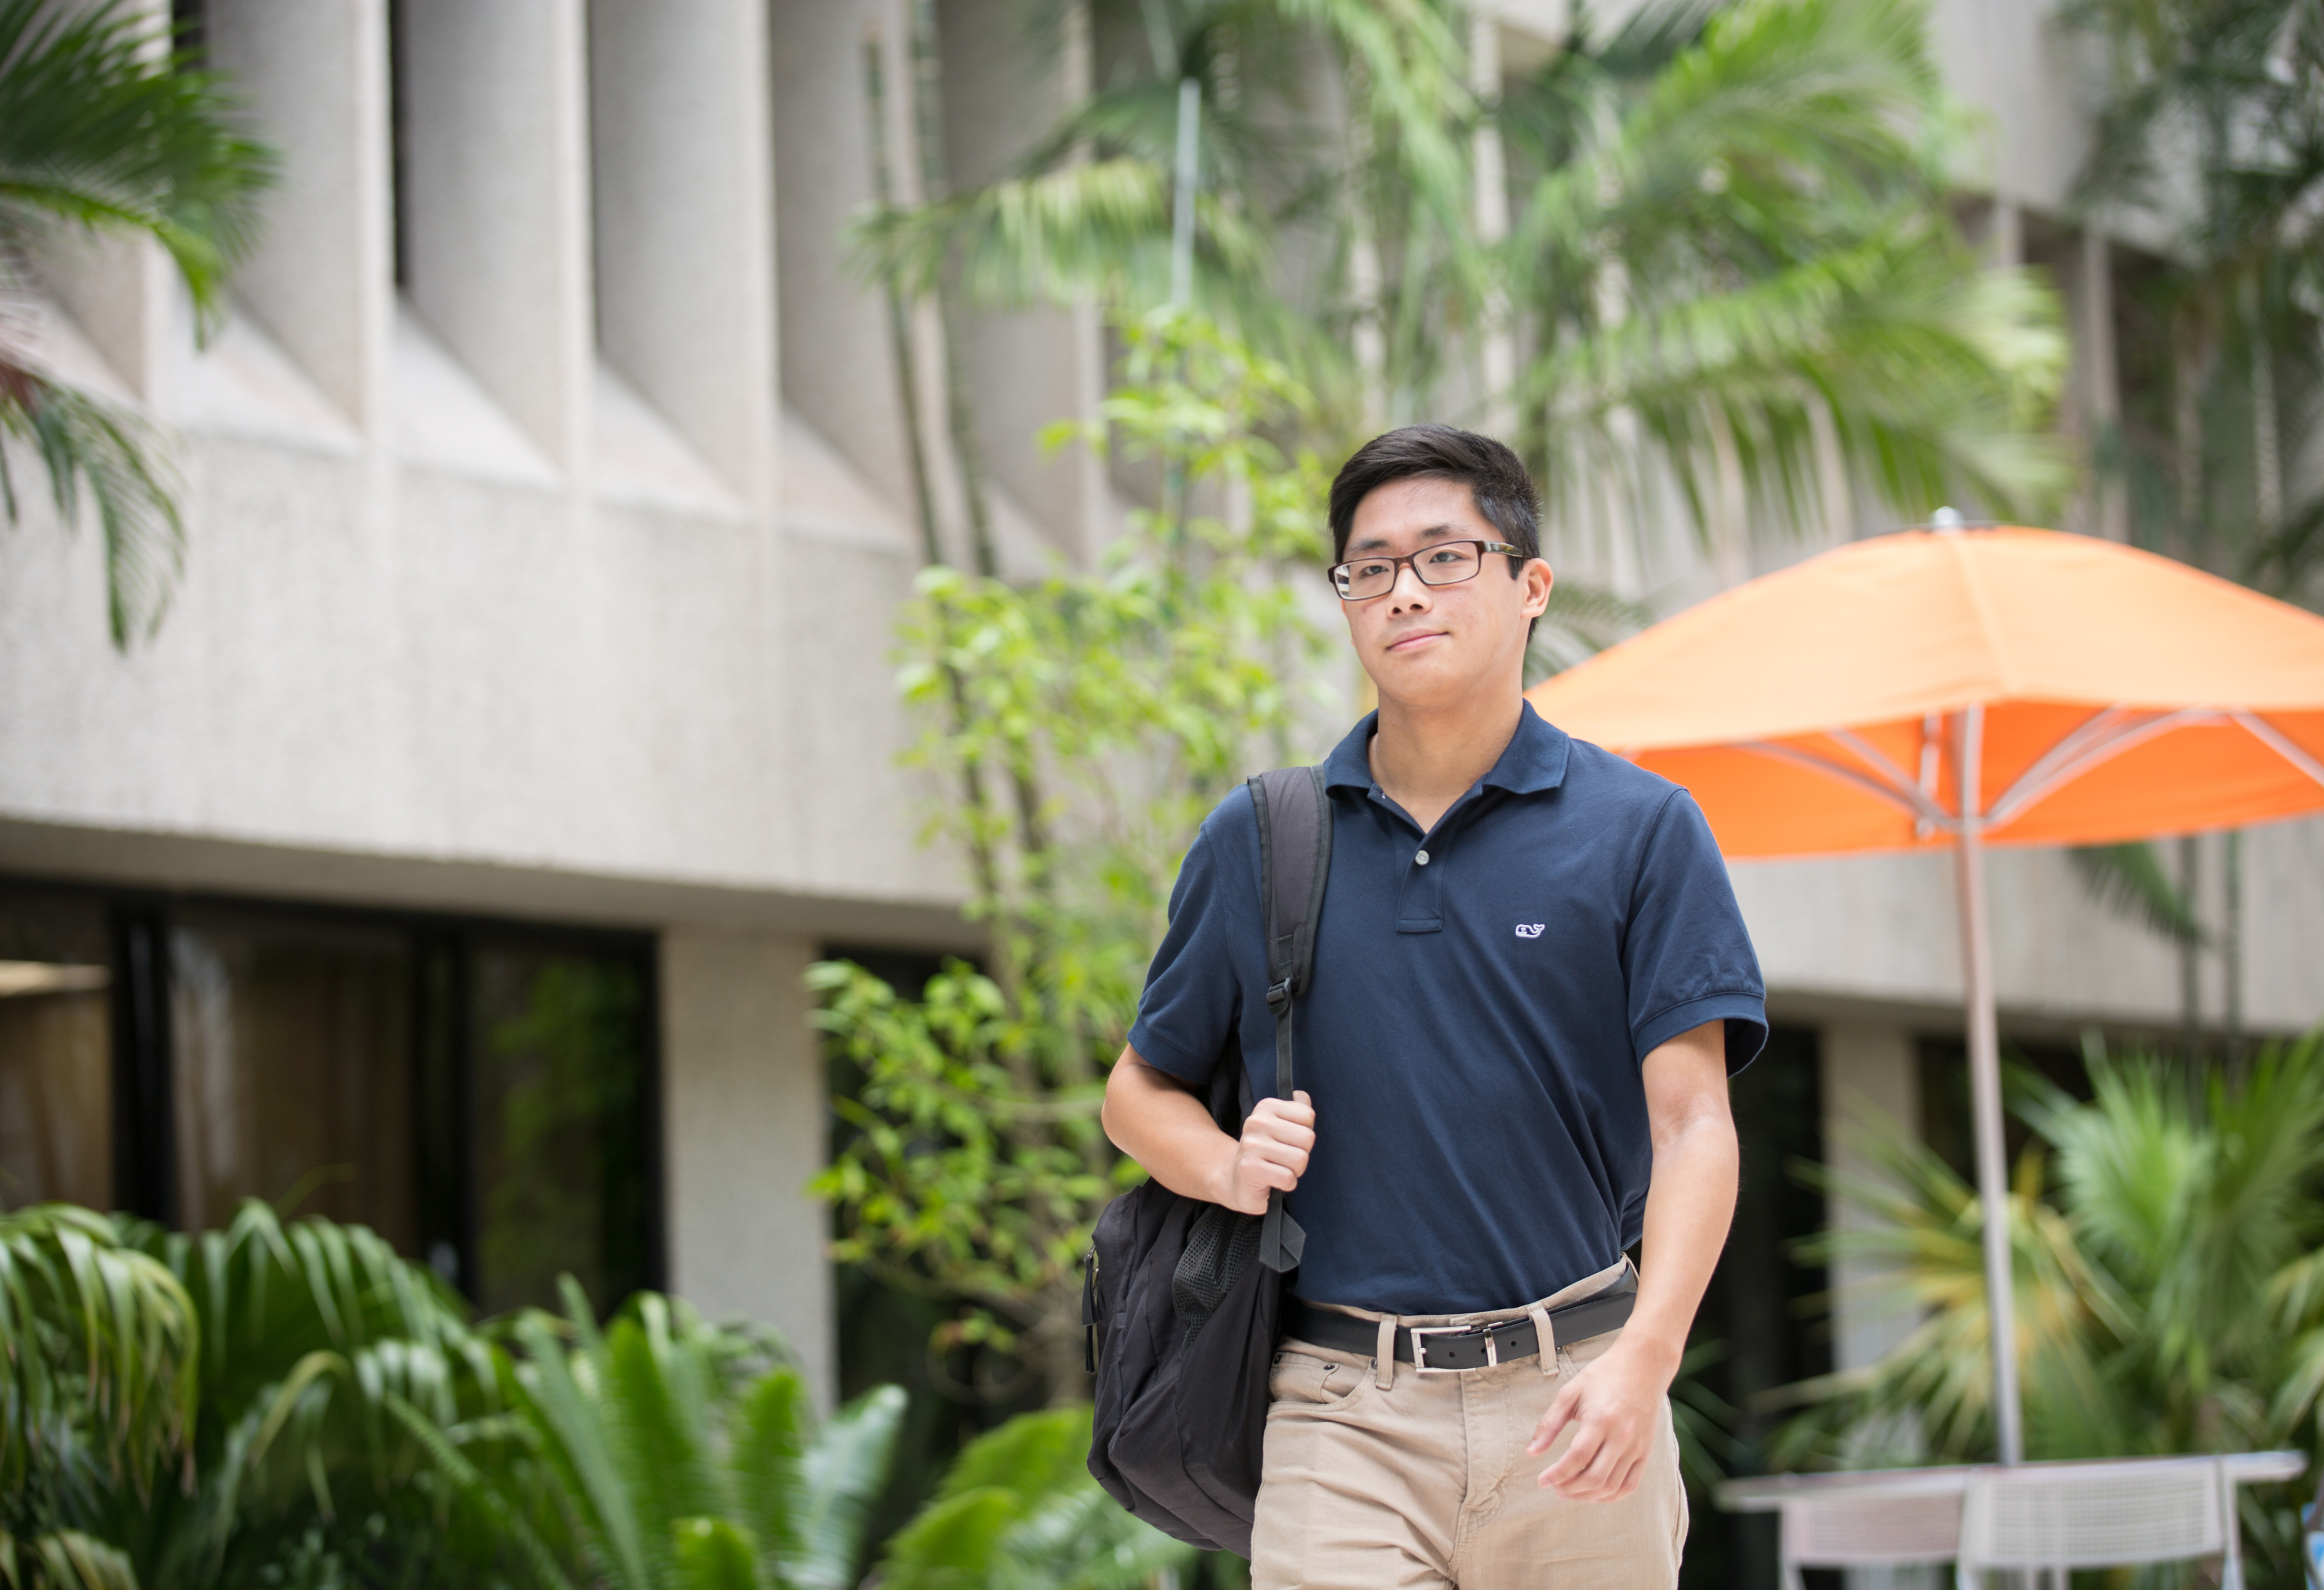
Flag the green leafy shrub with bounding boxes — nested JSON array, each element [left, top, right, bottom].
[[1780, 1032, 2324, 1585]]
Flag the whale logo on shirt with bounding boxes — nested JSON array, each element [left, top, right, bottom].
[[1514, 924, 1546, 938]]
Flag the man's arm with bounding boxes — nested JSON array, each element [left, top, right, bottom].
[[1101, 1046, 1316, 1216], [1527, 1019, 1739, 1501]]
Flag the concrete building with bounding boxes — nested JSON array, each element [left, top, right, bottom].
[[1, 0, 2317, 1497]]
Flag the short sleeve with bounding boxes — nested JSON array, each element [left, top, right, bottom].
[[1623, 789, 1768, 1071], [1126, 816, 1246, 1085]]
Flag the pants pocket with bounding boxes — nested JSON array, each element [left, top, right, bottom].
[[1268, 1348, 1369, 1411]]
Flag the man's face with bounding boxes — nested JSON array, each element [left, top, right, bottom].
[[1338, 476, 1553, 710]]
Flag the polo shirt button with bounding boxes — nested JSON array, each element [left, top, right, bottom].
[[1415, 849, 1430, 865]]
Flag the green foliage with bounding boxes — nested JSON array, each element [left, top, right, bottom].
[[1778, 1032, 2324, 1583], [875, 1406, 1193, 1590], [0, 1200, 512, 1589], [0, 1205, 198, 1505], [1510, 0, 2069, 534], [2067, 840, 2208, 949], [427, 1279, 903, 1590], [0, 0, 275, 645], [857, 0, 2068, 564], [2066, 0, 2324, 602], [812, 309, 1331, 1400], [0, 1208, 196, 1590], [847, 0, 1469, 385], [5, 1204, 1147, 1590]]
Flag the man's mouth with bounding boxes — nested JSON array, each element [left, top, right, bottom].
[[1385, 629, 1448, 653]]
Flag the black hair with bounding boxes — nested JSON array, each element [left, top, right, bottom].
[[1326, 424, 1542, 568]]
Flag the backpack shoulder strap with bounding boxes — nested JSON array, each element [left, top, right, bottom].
[[1245, 764, 1331, 1272]]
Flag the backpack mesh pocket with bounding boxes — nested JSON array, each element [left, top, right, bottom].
[[1172, 1204, 1263, 1348]]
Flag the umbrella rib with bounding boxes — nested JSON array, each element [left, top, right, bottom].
[[1978, 706, 2147, 825], [1739, 739, 1952, 826], [1985, 708, 2223, 830], [2231, 711, 2324, 788], [1822, 727, 1927, 799]]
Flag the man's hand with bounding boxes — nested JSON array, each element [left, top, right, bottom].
[[1102, 1049, 1316, 1212], [1212, 1090, 1315, 1214], [1526, 1336, 1679, 1501]]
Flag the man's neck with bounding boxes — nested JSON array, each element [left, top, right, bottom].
[[1365, 687, 1525, 835]]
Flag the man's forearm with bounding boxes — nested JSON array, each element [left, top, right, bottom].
[[1101, 1047, 1237, 1202], [1624, 1102, 1739, 1382]]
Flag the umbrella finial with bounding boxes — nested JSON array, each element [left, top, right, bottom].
[[1930, 506, 1965, 532]]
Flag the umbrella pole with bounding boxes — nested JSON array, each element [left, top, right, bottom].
[[1955, 704, 2025, 1465]]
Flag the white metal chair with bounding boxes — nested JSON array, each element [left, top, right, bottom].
[[1955, 1456, 2243, 1589], [1778, 1485, 1961, 1590]]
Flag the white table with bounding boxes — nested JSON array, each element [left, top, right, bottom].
[[1717, 1452, 2308, 1589]]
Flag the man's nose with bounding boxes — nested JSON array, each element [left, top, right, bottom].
[[1387, 560, 1432, 609]]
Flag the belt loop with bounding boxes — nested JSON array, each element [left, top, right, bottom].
[[1374, 1314, 1397, 1390], [1528, 1304, 1558, 1377]]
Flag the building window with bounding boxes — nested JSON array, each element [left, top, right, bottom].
[[0, 889, 115, 1211], [0, 880, 659, 1315], [170, 906, 419, 1246], [467, 941, 654, 1314]]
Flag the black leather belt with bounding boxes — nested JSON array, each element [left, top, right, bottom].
[[1282, 1273, 1637, 1372]]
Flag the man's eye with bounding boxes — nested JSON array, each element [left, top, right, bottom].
[[1424, 547, 1468, 564], [1353, 562, 1394, 580]]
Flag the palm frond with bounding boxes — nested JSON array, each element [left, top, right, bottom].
[[1524, 578, 1652, 682], [1781, 1034, 2324, 1481], [505, 1308, 660, 1590], [1533, 223, 2070, 536], [670, 1516, 765, 1590], [775, 1384, 905, 1590], [0, 1204, 197, 1504], [0, 1528, 139, 1590], [2068, 841, 2207, 947], [875, 1406, 1194, 1590], [0, 356, 184, 645], [0, 0, 276, 325]]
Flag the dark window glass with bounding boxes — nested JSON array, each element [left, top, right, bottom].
[[1681, 1025, 1832, 1590], [0, 891, 113, 1210], [1916, 1033, 2090, 1187], [469, 941, 650, 1315], [168, 910, 416, 1250], [0, 879, 660, 1316]]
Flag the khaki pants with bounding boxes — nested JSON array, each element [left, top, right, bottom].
[[1250, 1260, 1686, 1589]]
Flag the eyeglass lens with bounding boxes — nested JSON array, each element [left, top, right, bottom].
[[1334, 541, 1485, 600]]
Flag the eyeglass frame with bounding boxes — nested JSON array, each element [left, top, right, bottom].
[[1327, 539, 1528, 602]]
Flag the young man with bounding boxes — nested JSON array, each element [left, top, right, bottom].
[[1100, 426, 1763, 1588]]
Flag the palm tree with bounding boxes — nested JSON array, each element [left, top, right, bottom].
[[1503, 0, 2070, 567], [1777, 1033, 2324, 1584], [2068, 0, 2324, 603], [2051, 0, 2324, 1034], [0, 0, 274, 646], [852, 0, 2070, 578]]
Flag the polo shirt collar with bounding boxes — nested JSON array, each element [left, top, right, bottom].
[[1320, 701, 1572, 796]]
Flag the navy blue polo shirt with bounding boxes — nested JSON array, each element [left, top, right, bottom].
[[1126, 703, 1766, 1315]]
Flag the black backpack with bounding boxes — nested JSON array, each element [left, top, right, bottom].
[[1083, 765, 1332, 1559]]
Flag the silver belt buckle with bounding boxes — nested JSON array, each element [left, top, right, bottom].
[[1409, 1323, 1495, 1373]]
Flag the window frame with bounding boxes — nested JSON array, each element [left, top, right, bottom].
[[0, 873, 664, 1306]]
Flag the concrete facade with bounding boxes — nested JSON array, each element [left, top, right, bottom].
[[1, 0, 2318, 1405]]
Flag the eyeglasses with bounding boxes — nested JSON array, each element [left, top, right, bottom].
[[1328, 540, 1525, 601]]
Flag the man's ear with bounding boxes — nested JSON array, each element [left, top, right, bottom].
[[1522, 558, 1554, 619]]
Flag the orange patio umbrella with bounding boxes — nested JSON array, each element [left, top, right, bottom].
[[1526, 521, 2324, 1464]]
